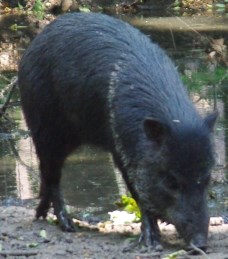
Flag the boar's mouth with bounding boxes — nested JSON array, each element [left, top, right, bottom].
[[163, 208, 209, 252]]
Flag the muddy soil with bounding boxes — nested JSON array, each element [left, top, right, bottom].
[[0, 206, 227, 259]]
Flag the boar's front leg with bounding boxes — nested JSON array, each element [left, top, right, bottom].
[[139, 212, 163, 251]]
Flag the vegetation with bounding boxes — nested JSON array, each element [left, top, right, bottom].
[[116, 194, 141, 222], [182, 66, 228, 93], [173, 0, 228, 12], [32, 0, 45, 19], [0, 0, 228, 16]]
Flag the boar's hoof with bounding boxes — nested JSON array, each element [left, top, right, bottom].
[[138, 233, 163, 252], [36, 200, 50, 219], [57, 210, 76, 232], [123, 237, 163, 253]]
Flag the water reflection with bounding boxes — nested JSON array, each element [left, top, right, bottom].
[[0, 113, 126, 215], [62, 146, 125, 215]]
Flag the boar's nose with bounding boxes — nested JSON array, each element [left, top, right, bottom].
[[188, 234, 208, 254]]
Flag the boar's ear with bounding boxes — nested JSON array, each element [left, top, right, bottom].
[[204, 111, 218, 132], [144, 118, 170, 146]]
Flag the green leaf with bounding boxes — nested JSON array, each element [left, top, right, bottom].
[[9, 24, 28, 31], [162, 250, 187, 259], [173, 6, 180, 11], [115, 194, 141, 221], [9, 24, 18, 31], [47, 217, 56, 225], [79, 6, 91, 13], [32, 0, 44, 12], [39, 229, 47, 239], [17, 2, 24, 9], [27, 243, 39, 248], [32, 0, 45, 19]]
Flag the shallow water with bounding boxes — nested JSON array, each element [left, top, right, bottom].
[[0, 121, 125, 217]]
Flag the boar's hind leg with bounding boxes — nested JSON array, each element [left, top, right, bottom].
[[35, 135, 76, 232], [139, 212, 162, 251]]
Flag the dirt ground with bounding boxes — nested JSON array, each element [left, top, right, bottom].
[[0, 206, 227, 259]]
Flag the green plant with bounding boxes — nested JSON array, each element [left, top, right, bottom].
[[116, 194, 141, 222], [182, 66, 228, 92], [32, 0, 45, 19]]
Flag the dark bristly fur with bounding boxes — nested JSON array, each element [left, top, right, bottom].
[[18, 12, 217, 251]]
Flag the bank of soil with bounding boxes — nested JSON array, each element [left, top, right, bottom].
[[0, 206, 227, 259]]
